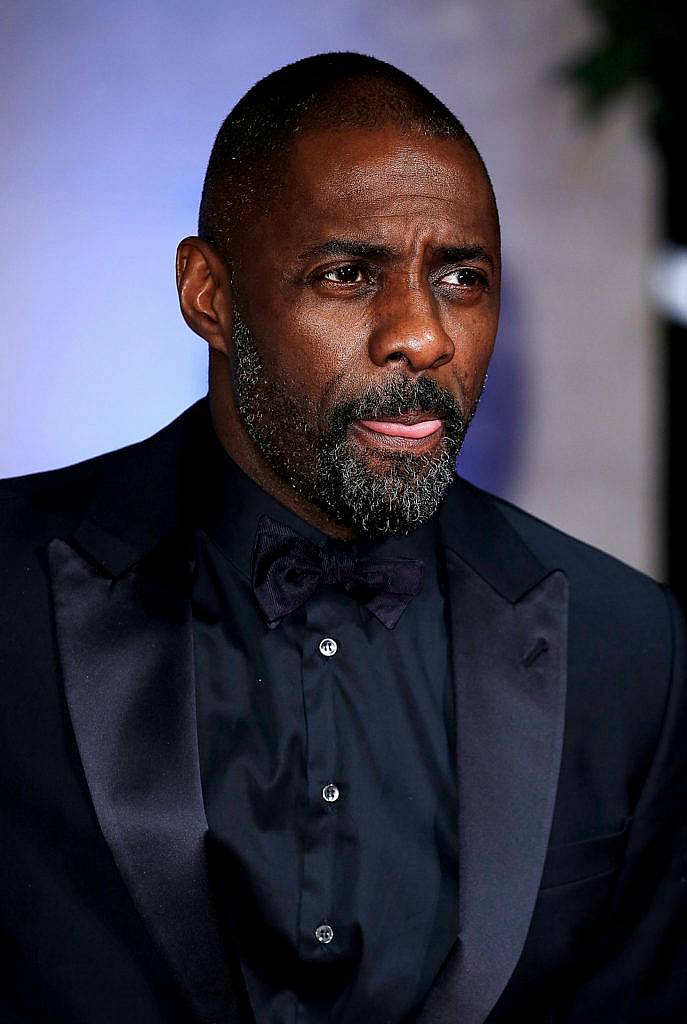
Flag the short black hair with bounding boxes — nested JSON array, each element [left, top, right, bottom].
[[198, 51, 491, 261]]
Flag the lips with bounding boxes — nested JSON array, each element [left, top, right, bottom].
[[358, 415, 443, 439]]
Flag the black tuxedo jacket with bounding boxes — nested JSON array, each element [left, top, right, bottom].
[[1, 400, 686, 1024]]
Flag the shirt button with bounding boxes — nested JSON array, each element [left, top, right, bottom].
[[319, 637, 338, 657], [322, 783, 340, 803], [315, 923, 334, 944]]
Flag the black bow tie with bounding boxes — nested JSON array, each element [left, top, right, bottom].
[[251, 516, 424, 630]]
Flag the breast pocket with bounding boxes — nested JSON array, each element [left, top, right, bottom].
[[539, 818, 631, 891], [511, 820, 634, 980]]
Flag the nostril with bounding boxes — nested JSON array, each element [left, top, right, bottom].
[[387, 352, 405, 362]]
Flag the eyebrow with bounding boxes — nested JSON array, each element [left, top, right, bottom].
[[438, 245, 496, 271], [297, 239, 395, 262], [297, 239, 496, 270]]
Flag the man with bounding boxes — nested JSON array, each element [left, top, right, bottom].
[[1, 52, 685, 1024]]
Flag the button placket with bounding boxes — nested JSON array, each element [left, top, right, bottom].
[[298, 595, 343, 960]]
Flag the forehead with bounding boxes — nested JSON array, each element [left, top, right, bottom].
[[252, 125, 499, 253]]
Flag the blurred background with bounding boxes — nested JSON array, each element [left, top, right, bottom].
[[1, 0, 683, 591]]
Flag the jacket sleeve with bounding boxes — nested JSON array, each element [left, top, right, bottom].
[[563, 586, 687, 1022]]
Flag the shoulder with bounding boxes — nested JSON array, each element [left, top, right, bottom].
[[493, 487, 665, 608], [452, 480, 686, 777], [452, 476, 678, 663], [0, 450, 110, 545], [0, 400, 206, 545]]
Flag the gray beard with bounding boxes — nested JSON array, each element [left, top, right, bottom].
[[231, 309, 471, 537]]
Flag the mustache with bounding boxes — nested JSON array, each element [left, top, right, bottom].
[[327, 374, 466, 434]]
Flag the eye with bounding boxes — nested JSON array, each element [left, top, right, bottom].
[[321, 264, 366, 285], [438, 267, 488, 289]]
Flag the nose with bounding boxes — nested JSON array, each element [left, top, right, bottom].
[[368, 283, 455, 372]]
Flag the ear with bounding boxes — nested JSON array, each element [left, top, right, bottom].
[[176, 237, 232, 355]]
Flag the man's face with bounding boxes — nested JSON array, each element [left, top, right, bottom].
[[227, 124, 501, 536]]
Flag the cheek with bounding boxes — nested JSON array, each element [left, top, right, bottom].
[[446, 311, 498, 407], [252, 320, 356, 427], [265, 306, 366, 393]]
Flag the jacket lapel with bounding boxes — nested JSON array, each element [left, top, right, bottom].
[[419, 481, 568, 1024], [46, 404, 245, 1024]]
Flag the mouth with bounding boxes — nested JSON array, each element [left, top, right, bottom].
[[350, 411, 444, 453]]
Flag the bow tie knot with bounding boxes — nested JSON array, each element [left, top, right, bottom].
[[319, 544, 357, 586], [251, 516, 424, 630]]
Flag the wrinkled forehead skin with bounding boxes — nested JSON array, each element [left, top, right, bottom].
[[231, 124, 500, 286]]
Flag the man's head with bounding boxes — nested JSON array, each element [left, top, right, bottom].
[[177, 53, 501, 538]]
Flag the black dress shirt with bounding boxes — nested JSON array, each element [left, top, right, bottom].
[[192, 433, 459, 1024]]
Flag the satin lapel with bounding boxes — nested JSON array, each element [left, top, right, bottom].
[[47, 534, 241, 1024], [419, 548, 568, 1024]]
